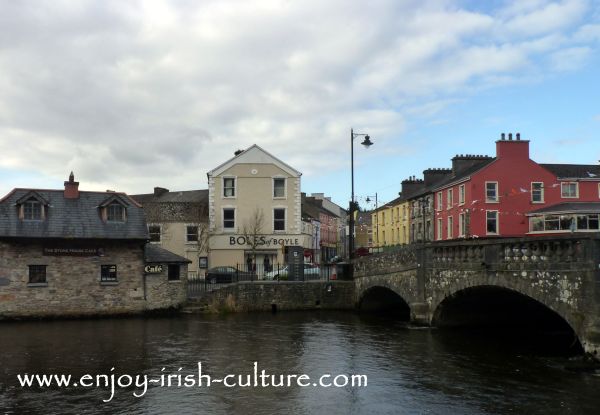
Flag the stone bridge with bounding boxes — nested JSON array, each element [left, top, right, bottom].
[[353, 235, 600, 356]]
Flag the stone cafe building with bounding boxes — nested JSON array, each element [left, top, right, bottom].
[[0, 174, 189, 318]]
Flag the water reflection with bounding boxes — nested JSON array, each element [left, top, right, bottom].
[[0, 313, 599, 415]]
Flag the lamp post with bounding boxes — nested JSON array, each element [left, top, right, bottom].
[[349, 128, 373, 261], [365, 193, 378, 249]]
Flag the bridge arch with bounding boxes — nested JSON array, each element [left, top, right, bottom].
[[358, 286, 411, 320], [431, 284, 583, 353]]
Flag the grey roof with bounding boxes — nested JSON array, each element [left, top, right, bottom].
[[301, 194, 337, 221], [131, 189, 208, 204], [528, 202, 600, 215], [0, 189, 148, 240], [144, 244, 192, 263], [540, 164, 600, 179]]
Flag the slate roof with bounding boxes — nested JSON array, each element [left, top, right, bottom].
[[528, 202, 600, 215], [144, 244, 192, 263], [540, 164, 600, 179], [301, 194, 336, 221], [0, 189, 148, 240], [425, 159, 496, 196], [131, 189, 208, 205]]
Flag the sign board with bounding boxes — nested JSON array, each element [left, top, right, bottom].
[[43, 247, 104, 256], [287, 246, 304, 281], [144, 265, 163, 274], [199, 257, 208, 269]]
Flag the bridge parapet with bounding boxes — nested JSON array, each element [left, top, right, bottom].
[[353, 244, 417, 278]]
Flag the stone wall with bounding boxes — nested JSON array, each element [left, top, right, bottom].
[[145, 263, 188, 310], [0, 239, 186, 318], [194, 281, 355, 313]]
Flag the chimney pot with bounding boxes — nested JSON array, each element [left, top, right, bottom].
[[516, 133, 521, 140], [501, 133, 505, 140], [508, 133, 513, 140]]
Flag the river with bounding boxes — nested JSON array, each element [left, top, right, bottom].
[[1, 312, 599, 414]]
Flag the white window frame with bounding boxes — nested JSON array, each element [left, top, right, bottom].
[[272, 177, 286, 199], [185, 224, 199, 243], [437, 191, 443, 211], [447, 188, 453, 210], [458, 184, 465, 205], [531, 182, 544, 203], [561, 182, 579, 198], [222, 207, 236, 232], [222, 176, 236, 198], [459, 213, 466, 237], [148, 224, 161, 243], [23, 199, 43, 221], [273, 207, 286, 232], [485, 181, 499, 203], [447, 216, 453, 239], [486, 210, 499, 235], [436, 218, 442, 240]]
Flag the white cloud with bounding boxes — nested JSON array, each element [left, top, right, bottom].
[[0, 0, 598, 195]]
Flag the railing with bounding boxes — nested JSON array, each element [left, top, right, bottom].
[[187, 263, 338, 298]]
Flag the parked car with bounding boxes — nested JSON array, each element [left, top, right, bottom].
[[264, 263, 321, 280], [206, 266, 256, 284]]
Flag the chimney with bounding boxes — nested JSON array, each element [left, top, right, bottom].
[[452, 154, 493, 175], [154, 187, 169, 197], [496, 132, 529, 160], [234, 149, 244, 156], [423, 168, 452, 187], [64, 172, 80, 199], [401, 177, 425, 199]]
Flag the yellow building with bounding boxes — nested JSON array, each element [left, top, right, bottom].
[[371, 196, 410, 247]]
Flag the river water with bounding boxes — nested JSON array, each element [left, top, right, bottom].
[[1, 312, 599, 415]]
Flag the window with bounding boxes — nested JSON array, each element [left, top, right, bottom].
[[273, 178, 285, 198], [486, 182, 498, 202], [223, 177, 235, 197], [168, 264, 180, 281], [28, 265, 46, 284], [24, 199, 42, 221], [107, 203, 124, 222], [149, 225, 161, 242], [274, 208, 285, 231], [531, 182, 544, 203], [561, 182, 578, 198], [447, 189, 453, 209], [459, 185, 465, 205], [186, 226, 198, 242], [447, 216, 453, 239], [486, 211, 499, 234], [530, 214, 600, 232], [223, 208, 235, 229], [436, 218, 442, 240], [459, 213, 466, 237], [101, 265, 117, 282], [437, 192, 443, 211]]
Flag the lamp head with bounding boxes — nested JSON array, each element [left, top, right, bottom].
[[361, 135, 373, 148]]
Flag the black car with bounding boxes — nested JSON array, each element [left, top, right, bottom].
[[206, 266, 256, 284]]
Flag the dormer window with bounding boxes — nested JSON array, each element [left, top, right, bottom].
[[16, 192, 49, 222], [24, 199, 42, 221], [107, 203, 125, 222]]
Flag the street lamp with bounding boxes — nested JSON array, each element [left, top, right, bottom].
[[365, 194, 378, 249], [349, 128, 373, 261]]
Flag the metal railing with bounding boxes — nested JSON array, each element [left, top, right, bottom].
[[187, 263, 339, 297]]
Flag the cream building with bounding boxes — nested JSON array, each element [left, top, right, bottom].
[[207, 145, 304, 269], [372, 196, 410, 247]]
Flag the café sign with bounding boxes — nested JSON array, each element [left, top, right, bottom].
[[144, 265, 163, 274]]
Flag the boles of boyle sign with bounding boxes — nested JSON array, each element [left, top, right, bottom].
[[229, 235, 300, 247]]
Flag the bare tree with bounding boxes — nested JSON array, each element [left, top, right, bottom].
[[242, 208, 265, 271]]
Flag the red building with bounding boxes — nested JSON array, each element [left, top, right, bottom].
[[433, 133, 600, 240]]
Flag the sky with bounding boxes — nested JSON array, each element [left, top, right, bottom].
[[1, 0, 599, 210]]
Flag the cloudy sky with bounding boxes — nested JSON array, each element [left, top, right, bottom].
[[1, 0, 599, 208]]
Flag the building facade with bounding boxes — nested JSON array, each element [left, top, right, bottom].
[[433, 134, 600, 240], [131, 187, 208, 278], [207, 145, 305, 269]]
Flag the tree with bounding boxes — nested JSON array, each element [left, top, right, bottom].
[[242, 207, 265, 271]]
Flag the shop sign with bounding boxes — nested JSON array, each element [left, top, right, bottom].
[[43, 247, 104, 256], [144, 265, 163, 274]]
